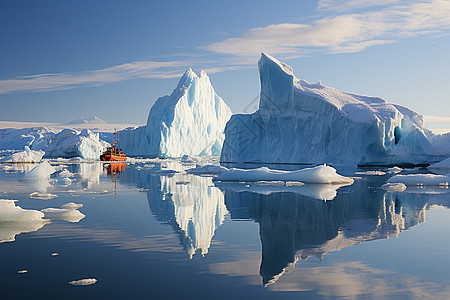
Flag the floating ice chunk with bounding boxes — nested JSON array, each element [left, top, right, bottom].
[[58, 169, 74, 178], [29, 192, 58, 200], [0, 200, 47, 243], [41, 208, 85, 223], [387, 174, 450, 186], [387, 166, 403, 174], [0, 200, 45, 222], [69, 278, 97, 286], [215, 164, 354, 184], [0, 146, 44, 163], [355, 170, 386, 176], [60, 202, 83, 210], [381, 183, 407, 192], [186, 165, 228, 175], [23, 161, 56, 180]]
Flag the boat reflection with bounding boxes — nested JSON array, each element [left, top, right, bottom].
[[106, 162, 127, 175]]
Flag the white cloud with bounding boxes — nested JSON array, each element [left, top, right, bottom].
[[317, 0, 403, 11], [205, 0, 450, 58], [0, 60, 185, 94]]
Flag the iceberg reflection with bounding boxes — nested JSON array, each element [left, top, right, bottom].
[[215, 181, 349, 201], [121, 162, 228, 259], [223, 179, 443, 286]]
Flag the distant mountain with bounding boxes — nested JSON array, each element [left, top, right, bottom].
[[64, 116, 108, 125]]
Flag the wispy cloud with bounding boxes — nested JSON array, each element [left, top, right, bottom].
[[0, 60, 186, 94], [205, 0, 450, 58], [317, 0, 403, 11], [2, 0, 450, 95]]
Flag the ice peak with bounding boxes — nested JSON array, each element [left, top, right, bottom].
[[176, 68, 197, 90], [260, 53, 293, 76]]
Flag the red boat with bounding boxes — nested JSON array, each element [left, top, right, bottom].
[[100, 129, 127, 161]]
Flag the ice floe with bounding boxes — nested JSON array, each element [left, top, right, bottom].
[[69, 278, 97, 286], [215, 164, 354, 185], [387, 174, 450, 186]]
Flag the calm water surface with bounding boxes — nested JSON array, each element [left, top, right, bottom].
[[0, 160, 449, 299]]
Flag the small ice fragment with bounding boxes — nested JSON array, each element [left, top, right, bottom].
[[69, 278, 97, 286], [381, 183, 407, 192], [60, 202, 83, 210], [355, 171, 386, 176], [387, 166, 403, 174], [30, 192, 58, 200]]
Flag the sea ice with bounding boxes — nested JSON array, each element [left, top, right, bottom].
[[0, 200, 48, 243], [41, 203, 85, 223], [215, 164, 354, 184], [386, 174, 450, 186], [221, 53, 450, 165], [68, 278, 97, 286], [60, 202, 83, 210], [381, 183, 407, 192], [29, 192, 58, 200], [355, 170, 386, 176], [118, 69, 232, 158], [387, 166, 403, 174]]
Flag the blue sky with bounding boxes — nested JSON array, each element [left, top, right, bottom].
[[0, 0, 449, 129]]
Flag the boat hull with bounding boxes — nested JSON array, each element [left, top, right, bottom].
[[100, 154, 127, 161]]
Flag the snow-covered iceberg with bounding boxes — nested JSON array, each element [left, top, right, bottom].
[[118, 69, 232, 158], [221, 53, 450, 165], [44, 129, 106, 159], [0, 146, 44, 163], [0, 127, 106, 159]]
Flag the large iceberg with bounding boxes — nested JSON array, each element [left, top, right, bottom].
[[0, 127, 107, 159], [118, 69, 232, 158], [221, 53, 449, 165]]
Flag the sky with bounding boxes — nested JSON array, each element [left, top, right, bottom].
[[0, 0, 449, 130]]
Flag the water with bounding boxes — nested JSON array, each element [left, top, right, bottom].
[[0, 160, 450, 299]]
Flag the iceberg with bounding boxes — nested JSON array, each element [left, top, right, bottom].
[[0, 127, 107, 159], [118, 69, 232, 158], [0, 146, 44, 163], [221, 53, 450, 165], [44, 129, 107, 159]]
